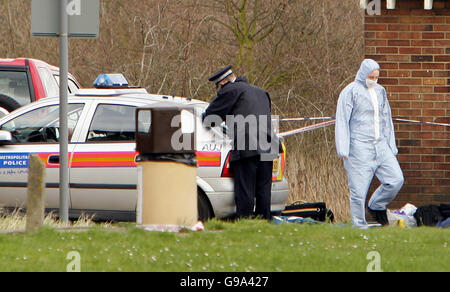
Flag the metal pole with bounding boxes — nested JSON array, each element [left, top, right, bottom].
[[59, 0, 69, 223]]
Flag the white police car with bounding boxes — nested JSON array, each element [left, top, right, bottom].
[[0, 75, 289, 221]]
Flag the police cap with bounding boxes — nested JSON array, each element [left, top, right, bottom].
[[208, 65, 233, 85]]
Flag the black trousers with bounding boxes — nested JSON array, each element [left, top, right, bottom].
[[231, 156, 273, 219]]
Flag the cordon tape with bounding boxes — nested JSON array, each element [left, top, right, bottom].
[[279, 117, 450, 138]]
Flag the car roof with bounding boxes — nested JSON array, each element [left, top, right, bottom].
[[0, 58, 27, 67], [0, 58, 53, 68], [0, 58, 80, 83], [42, 89, 209, 108]]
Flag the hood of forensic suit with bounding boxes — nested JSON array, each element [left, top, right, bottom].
[[355, 59, 380, 87]]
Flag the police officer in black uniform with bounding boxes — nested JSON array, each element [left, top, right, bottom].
[[202, 66, 277, 220]]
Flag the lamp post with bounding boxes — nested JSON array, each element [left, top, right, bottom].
[[59, 0, 70, 223]]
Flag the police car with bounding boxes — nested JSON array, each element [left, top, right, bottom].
[[0, 74, 289, 221]]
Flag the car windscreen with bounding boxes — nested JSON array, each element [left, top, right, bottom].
[[0, 70, 31, 105], [0, 103, 84, 143]]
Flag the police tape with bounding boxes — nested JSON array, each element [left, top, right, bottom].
[[392, 118, 450, 128], [279, 120, 335, 137], [280, 117, 336, 122], [278, 117, 450, 137], [281, 116, 450, 127]]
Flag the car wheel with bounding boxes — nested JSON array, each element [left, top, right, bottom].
[[198, 189, 213, 222], [0, 94, 21, 113]]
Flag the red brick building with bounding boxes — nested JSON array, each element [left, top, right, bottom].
[[363, 0, 449, 208]]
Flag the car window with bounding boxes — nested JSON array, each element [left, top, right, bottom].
[[0, 70, 31, 105], [86, 104, 136, 142], [38, 67, 59, 97], [54, 75, 80, 94], [68, 78, 79, 93], [0, 104, 84, 143]]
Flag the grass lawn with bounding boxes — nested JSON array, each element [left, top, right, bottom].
[[0, 219, 448, 272]]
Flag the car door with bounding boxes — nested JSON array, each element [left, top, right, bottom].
[[0, 102, 86, 210], [70, 102, 138, 212]]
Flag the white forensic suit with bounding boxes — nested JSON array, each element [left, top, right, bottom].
[[335, 59, 404, 229]]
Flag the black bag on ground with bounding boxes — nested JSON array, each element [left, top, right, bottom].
[[413, 205, 443, 227], [439, 204, 450, 219], [281, 202, 334, 222]]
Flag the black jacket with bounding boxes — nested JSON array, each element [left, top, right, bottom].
[[202, 77, 277, 162]]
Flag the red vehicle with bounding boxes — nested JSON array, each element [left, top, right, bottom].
[[0, 58, 80, 116]]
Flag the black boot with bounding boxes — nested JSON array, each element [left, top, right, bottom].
[[368, 208, 389, 226]]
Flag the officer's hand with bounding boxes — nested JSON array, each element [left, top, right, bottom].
[[340, 157, 348, 161]]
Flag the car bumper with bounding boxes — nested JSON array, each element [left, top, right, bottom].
[[204, 177, 289, 218]]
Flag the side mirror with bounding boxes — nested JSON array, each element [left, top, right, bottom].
[[0, 130, 12, 145]]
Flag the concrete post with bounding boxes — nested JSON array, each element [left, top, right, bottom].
[[26, 154, 46, 233]]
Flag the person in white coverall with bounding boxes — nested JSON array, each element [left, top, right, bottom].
[[335, 59, 404, 229]]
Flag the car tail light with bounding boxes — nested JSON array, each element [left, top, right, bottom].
[[221, 142, 286, 181], [272, 142, 286, 181], [221, 152, 233, 177], [279, 143, 286, 179]]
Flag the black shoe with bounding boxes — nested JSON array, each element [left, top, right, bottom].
[[368, 208, 389, 226]]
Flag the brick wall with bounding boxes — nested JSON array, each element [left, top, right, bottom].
[[364, 0, 449, 208]]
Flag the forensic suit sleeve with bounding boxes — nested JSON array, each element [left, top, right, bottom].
[[382, 88, 398, 155], [335, 86, 354, 158]]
